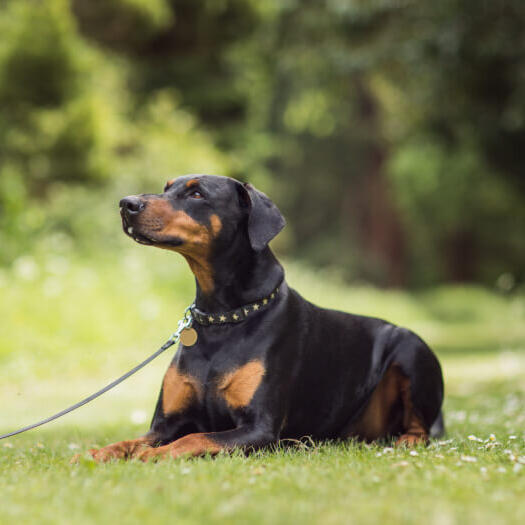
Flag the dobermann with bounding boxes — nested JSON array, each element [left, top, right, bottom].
[[89, 175, 444, 462]]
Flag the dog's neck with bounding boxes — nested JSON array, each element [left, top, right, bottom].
[[191, 243, 284, 313]]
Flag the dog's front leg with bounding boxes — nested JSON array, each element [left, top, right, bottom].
[[88, 433, 157, 462], [88, 362, 203, 463], [135, 425, 276, 462]]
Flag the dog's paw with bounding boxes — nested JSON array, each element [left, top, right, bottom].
[[395, 433, 429, 447], [89, 439, 151, 462], [89, 444, 125, 462], [135, 444, 171, 462], [70, 453, 82, 464]]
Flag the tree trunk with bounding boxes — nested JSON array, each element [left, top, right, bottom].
[[351, 77, 406, 287]]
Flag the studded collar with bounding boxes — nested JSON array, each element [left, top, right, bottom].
[[190, 285, 281, 326]]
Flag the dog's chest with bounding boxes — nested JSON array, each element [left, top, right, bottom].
[[164, 343, 266, 424]]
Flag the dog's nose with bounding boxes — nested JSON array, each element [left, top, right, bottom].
[[119, 196, 145, 215]]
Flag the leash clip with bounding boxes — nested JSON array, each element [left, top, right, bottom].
[[168, 303, 195, 344]]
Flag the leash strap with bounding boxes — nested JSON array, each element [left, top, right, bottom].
[[0, 305, 194, 441]]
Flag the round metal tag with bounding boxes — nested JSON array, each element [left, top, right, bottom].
[[180, 327, 198, 347]]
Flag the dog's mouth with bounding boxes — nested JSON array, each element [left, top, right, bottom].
[[123, 224, 155, 246], [120, 212, 183, 248], [120, 213, 155, 246]]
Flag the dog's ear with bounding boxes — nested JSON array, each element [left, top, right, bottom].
[[238, 183, 285, 251]]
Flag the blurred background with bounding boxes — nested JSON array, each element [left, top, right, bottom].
[[0, 0, 524, 443], [1, 0, 524, 287]]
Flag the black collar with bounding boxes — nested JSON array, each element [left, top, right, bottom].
[[190, 285, 281, 326]]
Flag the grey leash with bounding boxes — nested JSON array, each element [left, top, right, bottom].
[[0, 305, 194, 441]]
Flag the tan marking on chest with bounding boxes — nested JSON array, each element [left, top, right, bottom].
[[162, 366, 200, 415], [217, 360, 266, 408]]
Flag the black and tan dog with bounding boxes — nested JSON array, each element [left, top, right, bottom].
[[89, 175, 444, 462]]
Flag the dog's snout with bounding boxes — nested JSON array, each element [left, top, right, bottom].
[[119, 196, 145, 215]]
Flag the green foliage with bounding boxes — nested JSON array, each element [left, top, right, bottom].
[[0, 0, 108, 181], [0, 0, 113, 260], [220, 0, 525, 285], [71, 0, 173, 51], [0, 0, 524, 285], [390, 138, 525, 283], [0, 0, 83, 108], [0, 0, 231, 264]]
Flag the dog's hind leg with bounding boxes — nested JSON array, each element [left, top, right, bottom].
[[390, 328, 444, 447], [394, 371, 430, 446]]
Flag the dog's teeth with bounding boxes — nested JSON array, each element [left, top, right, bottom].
[[127, 226, 133, 234]]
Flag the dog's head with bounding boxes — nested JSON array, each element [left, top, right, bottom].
[[119, 175, 285, 261]]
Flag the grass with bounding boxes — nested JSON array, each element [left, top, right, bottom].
[[1, 248, 524, 524]]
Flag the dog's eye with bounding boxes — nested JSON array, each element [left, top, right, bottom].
[[189, 190, 203, 199]]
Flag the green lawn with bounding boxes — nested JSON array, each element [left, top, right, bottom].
[[1, 249, 524, 524]]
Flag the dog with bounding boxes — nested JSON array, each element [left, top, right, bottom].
[[89, 175, 444, 462]]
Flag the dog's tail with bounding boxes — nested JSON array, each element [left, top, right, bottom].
[[430, 410, 445, 439]]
